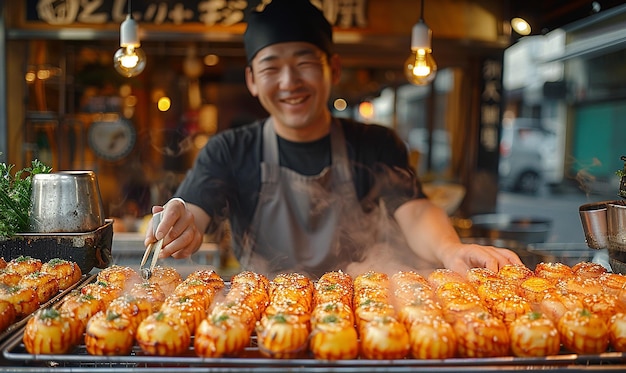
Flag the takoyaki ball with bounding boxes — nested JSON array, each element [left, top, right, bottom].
[[0, 285, 39, 318], [392, 282, 435, 308], [135, 310, 191, 356], [23, 308, 82, 354], [476, 280, 518, 310], [309, 314, 359, 360], [96, 265, 140, 291], [194, 313, 250, 358], [319, 269, 353, 284], [517, 276, 555, 306], [440, 294, 488, 325], [491, 295, 533, 326], [609, 312, 626, 352], [539, 289, 584, 324], [58, 291, 104, 328], [600, 273, 626, 296], [453, 311, 511, 358], [314, 282, 353, 308], [186, 269, 225, 291], [582, 293, 625, 324], [41, 258, 82, 290], [245, 284, 271, 316], [225, 283, 269, 319], [256, 314, 311, 359], [268, 290, 313, 316], [129, 282, 166, 312], [160, 295, 206, 335], [391, 270, 430, 289], [19, 271, 59, 303], [572, 261, 607, 279], [359, 316, 410, 360], [210, 301, 257, 333], [354, 299, 396, 329], [396, 297, 443, 326], [107, 294, 152, 329], [558, 275, 603, 296], [0, 300, 16, 332], [270, 272, 313, 295], [269, 289, 313, 316], [263, 299, 312, 327], [557, 308, 609, 354], [6, 256, 42, 276], [427, 269, 467, 289], [353, 271, 390, 293], [81, 281, 123, 306], [408, 313, 457, 359], [508, 311, 560, 357], [434, 281, 479, 304], [619, 287, 626, 310], [311, 301, 355, 327], [172, 279, 215, 310], [498, 264, 534, 286], [465, 267, 500, 286], [354, 285, 390, 306], [314, 271, 354, 296], [0, 269, 21, 286], [148, 266, 182, 296], [85, 310, 135, 356], [230, 270, 269, 293], [535, 262, 574, 284]]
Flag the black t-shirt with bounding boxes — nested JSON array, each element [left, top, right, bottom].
[[175, 117, 425, 245]]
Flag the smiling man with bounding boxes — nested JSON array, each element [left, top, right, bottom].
[[145, 0, 522, 278]]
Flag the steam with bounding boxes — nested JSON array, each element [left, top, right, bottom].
[[152, 136, 196, 157], [237, 163, 431, 279], [574, 156, 602, 197], [343, 200, 433, 279]]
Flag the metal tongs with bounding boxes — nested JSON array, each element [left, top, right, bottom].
[[140, 211, 163, 281]]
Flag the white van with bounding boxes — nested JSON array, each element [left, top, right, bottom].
[[499, 118, 562, 194]]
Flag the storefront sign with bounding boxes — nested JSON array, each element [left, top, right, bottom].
[[27, 0, 368, 28], [479, 59, 502, 154]]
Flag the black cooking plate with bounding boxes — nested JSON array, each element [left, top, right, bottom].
[[469, 214, 552, 244]]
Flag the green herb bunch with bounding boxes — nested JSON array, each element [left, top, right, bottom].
[[0, 158, 52, 239]]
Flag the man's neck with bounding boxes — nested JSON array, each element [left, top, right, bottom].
[[272, 115, 332, 142]]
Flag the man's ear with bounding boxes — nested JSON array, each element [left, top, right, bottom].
[[245, 66, 258, 97], [330, 54, 341, 85]]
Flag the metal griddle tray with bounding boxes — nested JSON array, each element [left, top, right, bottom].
[[2, 277, 626, 371], [3, 329, 626, 370]]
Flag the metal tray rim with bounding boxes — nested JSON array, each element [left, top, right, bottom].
[[13, 219, 114, 238], [3, 328, 626, 369]]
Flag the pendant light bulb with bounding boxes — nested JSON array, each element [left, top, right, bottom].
[[114, 15, 146, 77], [404, 19, 437, 85]]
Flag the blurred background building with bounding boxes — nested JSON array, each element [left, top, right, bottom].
[[1, 0, 626, 229]]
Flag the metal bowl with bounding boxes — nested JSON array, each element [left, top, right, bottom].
[[28, 171, 105, 233]]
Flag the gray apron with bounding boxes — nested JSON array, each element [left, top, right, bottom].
[[240, 118, 368, 278]]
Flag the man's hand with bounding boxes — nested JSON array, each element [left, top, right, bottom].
[[395, 199, 524, 276], [143, 198, 204, 259], [438, 242, 524, 275]]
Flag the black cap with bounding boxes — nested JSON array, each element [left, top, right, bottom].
[[244, 0, 333, 64]]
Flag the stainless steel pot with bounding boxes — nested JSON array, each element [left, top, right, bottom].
[[579, 200, 617, 249], [28, 171, 105, 233], [606, 201, 626, 274]]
